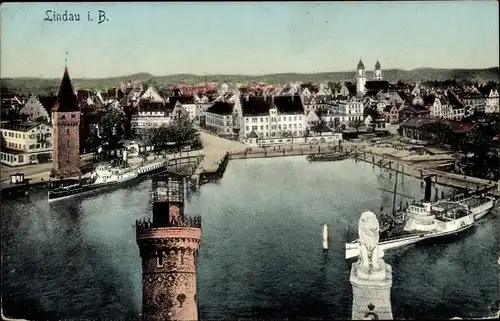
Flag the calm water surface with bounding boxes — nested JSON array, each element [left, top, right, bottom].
[[1, 157, 499, 320]]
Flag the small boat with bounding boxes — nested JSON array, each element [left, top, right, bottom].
[[345, 201, 475, 260], [307, 152, 348, 162], [48, 160, 168, 202]]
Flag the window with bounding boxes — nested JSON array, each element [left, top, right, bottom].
[[67, 129, 70, 134], [18, 155, 23, 163], [67, 140, 70, 147], [246, 126, 249, 131]]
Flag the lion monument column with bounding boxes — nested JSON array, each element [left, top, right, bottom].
[[350, 211, 393, 320]]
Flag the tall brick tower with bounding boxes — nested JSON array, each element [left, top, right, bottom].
[[136, 173, 202, 321], [52, 65, 81, 178]]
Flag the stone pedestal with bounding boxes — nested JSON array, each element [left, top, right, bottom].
[[350, 261, 393, 320]]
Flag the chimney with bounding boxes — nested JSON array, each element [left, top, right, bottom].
[[424, 176, 432, 202]]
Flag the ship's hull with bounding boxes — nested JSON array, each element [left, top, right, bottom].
[[471, 198, 496, 220], [48, 162, 168, 203], [307, 154, 348, 162], [345, 221, 474, 260]]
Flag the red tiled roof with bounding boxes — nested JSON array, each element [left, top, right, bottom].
[[447, 121, 476, 133]]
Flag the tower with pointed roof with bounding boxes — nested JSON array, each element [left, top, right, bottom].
[[356, 59, 366, 95], [51, 65, 81, 178], [373, 60, 383, 81]]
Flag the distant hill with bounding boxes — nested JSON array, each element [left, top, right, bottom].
[[2, 67, 499, 95]]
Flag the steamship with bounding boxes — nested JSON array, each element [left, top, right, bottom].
[[48, 157, 168, 202], [345, 200, 475, 260], [448, 194, 497, 220]]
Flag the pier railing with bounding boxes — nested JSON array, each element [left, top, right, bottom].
[[136, 215, 202, 233]]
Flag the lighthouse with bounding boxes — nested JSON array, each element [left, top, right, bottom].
[[136, 173, 202, 321]]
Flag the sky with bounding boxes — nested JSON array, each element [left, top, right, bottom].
[[1, 1, 499, 79]]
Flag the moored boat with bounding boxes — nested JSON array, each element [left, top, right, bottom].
[[48, 160, 168, 202], [307, 152, 348, 162], [451, 194, 497, 220], [345, 200, 475, 260]]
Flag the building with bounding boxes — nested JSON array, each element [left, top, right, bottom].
[[398, 105, 430, 122], [170, 102, 190, 123], [240, 95, 306, 140], [19, 95, 56, 123], [0, 121, 53, 166], [131, 100, 169, 135], [136, 174, 202, 321], [355, 59, 367, 95], [459, 89, 486, 115], [52, 66, 81, 178], [204, 101, 235, 135], [321, 100, 364, 127], [383, 104, 400, 125], [484, 88, 499, 114], [373, 60, 383, 81]]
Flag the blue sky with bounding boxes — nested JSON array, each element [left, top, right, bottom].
[[1, 1, 498, 78]]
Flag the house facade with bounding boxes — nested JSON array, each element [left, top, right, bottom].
[[131, 101, 170, 135], [204, 101, 235, 135], [240, 95, 306, 141], [19, 95, 52, 122], [1, 121, 53, 166], [485, 89, 499, 114]]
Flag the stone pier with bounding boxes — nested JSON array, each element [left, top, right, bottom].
[[350, 211, 393, 320]]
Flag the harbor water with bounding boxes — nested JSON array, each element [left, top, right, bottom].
[[1, 156, 499, 320]]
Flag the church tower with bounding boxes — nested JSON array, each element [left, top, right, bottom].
[[52, 65, 81, 178], [355, 59, 366, 95], [373, 60, 383, 81], [136, 174, 202, 321]]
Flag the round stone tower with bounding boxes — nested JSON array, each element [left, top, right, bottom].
[[136, 173, 202, 321], [355, 59, 366, 95]]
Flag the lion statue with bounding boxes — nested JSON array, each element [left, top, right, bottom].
[[358, 211, 384, 273]]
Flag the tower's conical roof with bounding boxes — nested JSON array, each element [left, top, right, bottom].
[[357, 59, 365, 70], [53, 66, 79, 112], [375, 60, 381, 70]]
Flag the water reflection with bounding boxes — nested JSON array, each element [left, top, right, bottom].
[[1, 157, 498, 320]]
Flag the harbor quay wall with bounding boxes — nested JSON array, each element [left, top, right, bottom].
[[228, 144, 342, 160]]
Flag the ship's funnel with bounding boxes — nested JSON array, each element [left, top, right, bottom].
[[424, 176, 432, 202]]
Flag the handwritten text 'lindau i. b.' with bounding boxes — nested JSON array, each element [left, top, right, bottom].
[[44, 10, 109, 23]]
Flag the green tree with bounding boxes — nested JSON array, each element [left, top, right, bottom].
[[85, 134, 102, 154], [348, 119, 364, 133], [167, 120, 198, 147], [99, 108, 126, 145]]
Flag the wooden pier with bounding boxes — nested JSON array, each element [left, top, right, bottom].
[[349, 148, 498, 196]]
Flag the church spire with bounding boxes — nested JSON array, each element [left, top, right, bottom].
[[53, 64, 79, 112], [375, 59, 381, 70], [357, 58, 365, 70]]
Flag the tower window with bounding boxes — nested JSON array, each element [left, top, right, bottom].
[[157, 253, 164, 267], [71, 114, 76, 118], [67, 140, 70, 147], [67, 129, 70, 134]]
